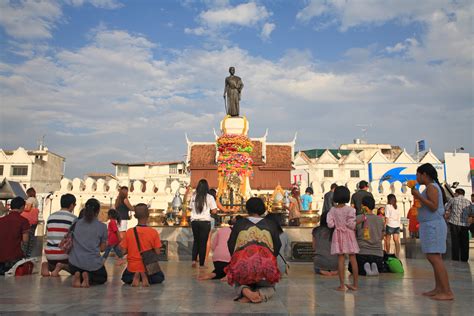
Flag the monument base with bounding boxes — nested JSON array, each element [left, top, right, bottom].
[[220, 116, 249, 135]]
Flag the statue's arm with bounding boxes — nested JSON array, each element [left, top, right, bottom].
[[223, 78, 228, 98]]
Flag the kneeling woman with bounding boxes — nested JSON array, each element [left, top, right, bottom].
[[226, 198, 282, 303], [69, 198, 108, 287]]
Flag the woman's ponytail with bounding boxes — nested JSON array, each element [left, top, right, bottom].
[[84, 198, 100, 223]]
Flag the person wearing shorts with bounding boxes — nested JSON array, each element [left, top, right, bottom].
[[384, 194, 401, 257], [115, 186, 133, 236]]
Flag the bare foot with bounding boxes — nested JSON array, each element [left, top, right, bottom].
[[242, 288, 262, 303], [131, 272, 140, 287], [51, 263, 63, 277], [72, 272, 81, 288], [238, 296, 251, 303], [345, 284, 358, 291], [140, 272, 150, 287], [320, 270, 337, 276], [81, 272, 90, 288], [220, 276, 228, 282], [422, 289, 439, 296], [197, 273, 214, 280], [335, 286, 346, 291], [431, 292, 454, 301], [191, 261, 197, 268], [41, 262, 50, 277]]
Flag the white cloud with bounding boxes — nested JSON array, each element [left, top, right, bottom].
[[0, 0, 122, 40], [296, 0, 464, 31], [296, 0, 328, 22], [0, 0, 62, 39], [184, 27, 208, 36], [66, 0, 123, 9], [385, 38, 418, 54], [185, 2, 274, 41], [200, 2, 269, 27], [260, 23, 275, 41]]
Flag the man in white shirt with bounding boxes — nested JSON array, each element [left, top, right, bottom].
[[384, 194, 400, 257]]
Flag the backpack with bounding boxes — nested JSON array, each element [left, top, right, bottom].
[[386, 257, 404, 273]]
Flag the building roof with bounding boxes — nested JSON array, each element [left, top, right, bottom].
[[86, 173, 117, 179], [298, 149, 357, 159], [111, 161, 184, 167], [189, 145, 217, 169], [1, 147, 65, 160]]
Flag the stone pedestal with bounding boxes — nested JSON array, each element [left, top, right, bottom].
[[220, 116, 249, 135]]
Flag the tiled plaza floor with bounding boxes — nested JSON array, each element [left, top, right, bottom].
[[0, 256, 472, 315]]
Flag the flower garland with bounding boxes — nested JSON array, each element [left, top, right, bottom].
[[216, 134, 253, 178]]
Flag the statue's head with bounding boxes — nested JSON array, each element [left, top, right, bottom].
[[229, 67, 235, 75]]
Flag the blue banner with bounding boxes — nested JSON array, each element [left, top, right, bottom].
[[417, 140, 426, 152]]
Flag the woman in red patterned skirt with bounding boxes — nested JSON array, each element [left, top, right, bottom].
[[226, 197, 281, 303]]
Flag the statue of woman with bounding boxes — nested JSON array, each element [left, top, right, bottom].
[[223, 67, 244, 117]]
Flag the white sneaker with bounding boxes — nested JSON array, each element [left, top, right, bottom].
[[364, 262, 373, 276], [371, 262, 379, 275]]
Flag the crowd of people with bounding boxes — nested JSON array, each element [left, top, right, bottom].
[[1, 162, 473, 303]]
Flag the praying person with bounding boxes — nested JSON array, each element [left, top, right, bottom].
[[69, 198, 108, 287], [198, 217, 238, 281], [0, 197, 30, 275], [42, 193, 77, 277], [226, 197, 281, 303], [120, 203, 165, 286], [350, 196, 384, 276], [312, 211, 338, 276]]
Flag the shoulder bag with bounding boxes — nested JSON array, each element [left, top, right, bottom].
[[59, 222, 77, 254], [133, 227, 162, 275]]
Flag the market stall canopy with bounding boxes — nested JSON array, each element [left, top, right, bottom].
[[0, 178, 27, 200]]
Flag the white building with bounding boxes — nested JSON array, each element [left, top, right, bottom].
[[443, 152, 472, 196], [112, 161, 189, 186], [0, 147, 65, 193], [292, 142, 452, 212]]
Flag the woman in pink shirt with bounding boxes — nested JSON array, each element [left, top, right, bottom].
[[198, 217, 240, 280]]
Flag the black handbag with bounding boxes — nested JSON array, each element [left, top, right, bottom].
[[133, 227, 162, 275]]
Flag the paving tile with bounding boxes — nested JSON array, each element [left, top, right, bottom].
[[1, 256, 473, 315]]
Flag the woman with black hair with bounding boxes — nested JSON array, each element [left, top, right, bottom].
[[188, 179, 218, 268], [226, 197, 282, 303], [411, 163, 454, 301], [312, 211, 338, 276], [69, 198, 108, 287]]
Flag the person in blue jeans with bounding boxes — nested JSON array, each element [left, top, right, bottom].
[[301, 187, 314, 211]]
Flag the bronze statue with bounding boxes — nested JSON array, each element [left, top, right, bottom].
[[223, 67, 244, 116]]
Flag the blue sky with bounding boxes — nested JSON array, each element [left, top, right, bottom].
[[0, 0, 472, 178]]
